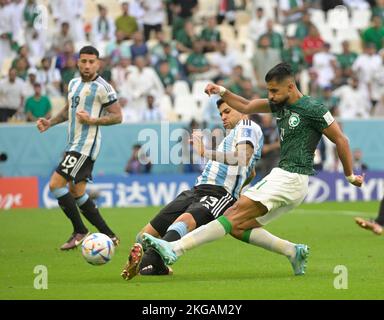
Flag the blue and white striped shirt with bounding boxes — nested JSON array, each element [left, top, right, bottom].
[[196, 119, 264, 199], [66, 76, 117, 160]]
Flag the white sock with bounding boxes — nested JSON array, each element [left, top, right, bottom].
[[171, 219, 227, 257], [248, 228, 296, 259]]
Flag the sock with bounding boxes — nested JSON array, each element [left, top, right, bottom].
[[52, 187, 88, 234], [171, 216, 231, 257], [242, 228, 296, 259], [164, 221, 188, 241], [76, 194, 115, 237], [375, 197, 384, 226]]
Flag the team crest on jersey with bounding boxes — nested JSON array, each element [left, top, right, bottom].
[[288, 113, 300, 128]]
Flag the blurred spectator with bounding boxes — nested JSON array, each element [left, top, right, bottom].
[[162, 43, 184, 79], [331, 66, 348, 88], [36, 57, 62, 97], [24, 67, 44, 97], [302, 24, 324, 65], [352, 149, 369, 172], [248, 7, 268, 42], [55, 41, 78, 72], [294, 11, 312, 43], [252, 35, 281, 88], [373, 0, 384, 20], [111, 57, 133, 93], [182, 119, 202, 173], [258, 113, 280, 177], [157, 60, 175, 95], [209, 41, 238, 78], [281, 36, 306, 76], [130, 31, 149, 62], [200, 16, 221, 53], [202, 95, 222, 126], [91, 4, 116, 45], [371, 50, 384, 112], [150, 31, 171, 65], [141, 94, 163, 121], [115, 1, 139, 40], [50, 0, 85, 42], [128, 0, 145, 29], [170, 3, 187, 39], [24, 0, 45, 65], [176, 20, 198, 53], [223, 65, 249, 95], [61, 56, 79, 94], [106, 30, 132, 66], [0, 68, 26, 122], [142, 0, 165, 41], [361, 15, 384, 51], [120, 96, 139, 123], [99, 57, 113, 83], [0, 0, 15, 67], [337, 41, 358, 78], [12, 45, 33, 70], [278, 0, 308, 25], [122, 56, 164, 112], [308, 68, 322, 97], [125, 144, 152, 174], [258, 19, 284, 52], [352, 42, 381, 103], [14, 57, 29, 80], [24, 83, 52, 122], [217, 0, 236, 26], [312, 42, 337, 88], [241, 79, 261, 100], [185, 40, 219, 82], [52, 22, 75, 54], [319, 86, 339, 115], [11, 0, 25, 45], [332, 75, 372, 118], [172, 0, 198, 19]]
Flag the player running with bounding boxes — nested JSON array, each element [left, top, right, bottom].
[[37, 46, 122, 250], [121, 99, 264, 280], [142, 62, 365, 274]]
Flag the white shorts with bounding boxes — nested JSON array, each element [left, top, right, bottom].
[[243, 168, 309, 226]]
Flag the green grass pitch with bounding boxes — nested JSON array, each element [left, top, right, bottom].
[[1, 201, 383, 300]]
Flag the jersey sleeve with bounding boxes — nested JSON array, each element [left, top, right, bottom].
[[308, 103, 335, 132], [99, 82, 118, 108], [236, 119, 259, 149]]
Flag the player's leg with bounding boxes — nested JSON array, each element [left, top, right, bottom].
[[355, 196, 384, 235], [49, 171, 89, 250], [70, 181, 119, 245], [142, 196, 267, 265], [122, 190, 194, 280]]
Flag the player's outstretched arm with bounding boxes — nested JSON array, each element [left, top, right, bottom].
[[205, 83, 271, 114], [77, 101, 122, 126], [323, 121, 364, 187], [37, 103, 69, 132]]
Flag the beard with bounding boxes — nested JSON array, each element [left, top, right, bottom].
[[268, 96, 289, 110]]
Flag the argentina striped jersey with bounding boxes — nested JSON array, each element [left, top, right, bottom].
[[66, 76, 117, 160], [196, 119, 264, 199]]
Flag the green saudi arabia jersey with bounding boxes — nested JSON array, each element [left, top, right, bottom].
[[270, 96, 334, 175]]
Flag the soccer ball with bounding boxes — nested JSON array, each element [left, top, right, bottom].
[[81, 233, 115, 265]]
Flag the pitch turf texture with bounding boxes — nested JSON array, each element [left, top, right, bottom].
[[1, 201, 383, 300]]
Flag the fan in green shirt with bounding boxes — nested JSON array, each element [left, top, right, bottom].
[[200, 16, 221, 52], [361, 15, 384, 51], [337, 41, 358, 74], [281, 37, 306, 74], [115, 2, 138, 39], [25, 83, 52, 122]]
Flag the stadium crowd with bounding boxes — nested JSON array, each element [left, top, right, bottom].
[[0, 0, 382, 172]]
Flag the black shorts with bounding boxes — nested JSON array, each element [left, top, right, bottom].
[[150, 184, 236, 237], [55, 151, 94, 184]]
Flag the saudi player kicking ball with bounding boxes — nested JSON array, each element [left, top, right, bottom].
[[142, 62, 364, 274]]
